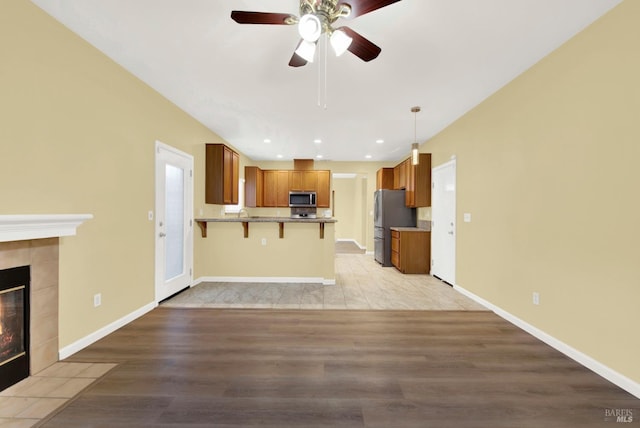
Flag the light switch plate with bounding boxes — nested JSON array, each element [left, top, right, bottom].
[[463, 213, 471, 223]]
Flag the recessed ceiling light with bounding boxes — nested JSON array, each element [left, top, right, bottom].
[[365, 155, 372, 159], [316, 154, 323, 159], [376, 139, 384, 144], [276, 154, 283, 159], [264, 139, 271, 143], [314, 139, 322, 144]]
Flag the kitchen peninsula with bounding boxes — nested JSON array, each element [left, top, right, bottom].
[[194, 215, 337, 285], [195, 216, 336, 239]]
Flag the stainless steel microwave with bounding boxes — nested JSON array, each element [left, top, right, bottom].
[[289, 191, 317, 207]]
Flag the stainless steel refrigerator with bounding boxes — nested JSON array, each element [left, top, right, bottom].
[[374, 189, 417, 266]]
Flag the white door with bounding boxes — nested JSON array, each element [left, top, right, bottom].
[[431, 159, 456, 285], [155, 141, 193, 302]]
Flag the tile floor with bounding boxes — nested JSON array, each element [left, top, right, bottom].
[[0, 362, 116, 427], [163, 253, 487, 311]]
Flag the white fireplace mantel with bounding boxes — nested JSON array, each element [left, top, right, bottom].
[[0, 214, 93, 242]]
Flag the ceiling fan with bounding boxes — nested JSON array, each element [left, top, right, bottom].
[[231, 0, 402, 67]]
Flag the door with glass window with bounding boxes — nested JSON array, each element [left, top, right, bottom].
[[155, 141, 193, 302]]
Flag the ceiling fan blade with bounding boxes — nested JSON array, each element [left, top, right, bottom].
[[339, 0, 402, 19], [289, 40, 308, 67], [339, 27, 381, 62], [231, 11, 297, 25]]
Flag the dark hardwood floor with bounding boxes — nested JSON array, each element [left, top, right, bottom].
[[39, 309, 638, 427]]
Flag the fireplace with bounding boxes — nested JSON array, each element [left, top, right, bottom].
[[0, 214, 91, 392], [0, 265, 30, 391]]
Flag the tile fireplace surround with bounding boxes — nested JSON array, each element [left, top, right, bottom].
[[0, 215, 91, 382]]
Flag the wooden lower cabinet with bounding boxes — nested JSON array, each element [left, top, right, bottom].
[[390, 229, 430, 274]]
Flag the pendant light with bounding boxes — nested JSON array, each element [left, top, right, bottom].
[[411, 106, 421, 165]]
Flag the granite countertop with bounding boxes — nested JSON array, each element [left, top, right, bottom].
[[390, 226, 430, 232], [195, 216, 337, 223]]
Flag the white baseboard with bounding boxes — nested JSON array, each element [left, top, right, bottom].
[[193, 276, 336, 287], [454, 284, 640, 399], [335, 238, 366, 250], [58, 301, 157, 360], [365, 251, 374, 256]]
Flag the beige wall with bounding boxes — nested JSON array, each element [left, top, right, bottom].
[[421, 1, 639, 383], [1, 0, 222, 348]]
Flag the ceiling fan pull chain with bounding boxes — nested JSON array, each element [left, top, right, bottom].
[[323, 34, 328, 110], [317, 40, 321, 108]]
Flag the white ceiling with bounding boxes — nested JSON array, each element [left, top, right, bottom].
[[31, 0, 621, 162]]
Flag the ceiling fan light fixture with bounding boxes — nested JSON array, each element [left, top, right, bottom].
[[295, 40, 317, 62], [298, 14, 322, 42], [330, 29, 352, 56]]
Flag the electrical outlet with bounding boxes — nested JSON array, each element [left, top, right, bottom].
[[94, 293, 102, 307], [463, 213, 471, 223], [261, 238, 267, 246], [148, 210, 154, 221], [532, 292, 540, 305]]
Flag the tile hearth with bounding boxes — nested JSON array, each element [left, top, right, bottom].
[[0, 362, 116, 427]]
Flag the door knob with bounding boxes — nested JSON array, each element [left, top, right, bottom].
[[448, 231, 454, 235], [159, 232, 166, 237]]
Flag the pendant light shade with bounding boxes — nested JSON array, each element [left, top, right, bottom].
[[411, 106, 421, 165]]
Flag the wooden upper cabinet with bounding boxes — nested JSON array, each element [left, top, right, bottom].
[[262, 170, 277, 207], [244, 166, 263, 207], [389, 153, 432, 207], [276, 170, 290, 207], [376, 168, 394, 190], [246, 166, 331, 208], [262, 170, 290, 207], [316, 170, 330, 208], [290, 170, 317, 191], [394, 161, 407, 190], [403, 154, 431, 208], [411, 153, 431, 208], [405, 158, 416, 207], [205, 143, 239, 205]]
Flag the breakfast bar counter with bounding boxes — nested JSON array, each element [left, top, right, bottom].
[[195, 217, 337, 239]]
